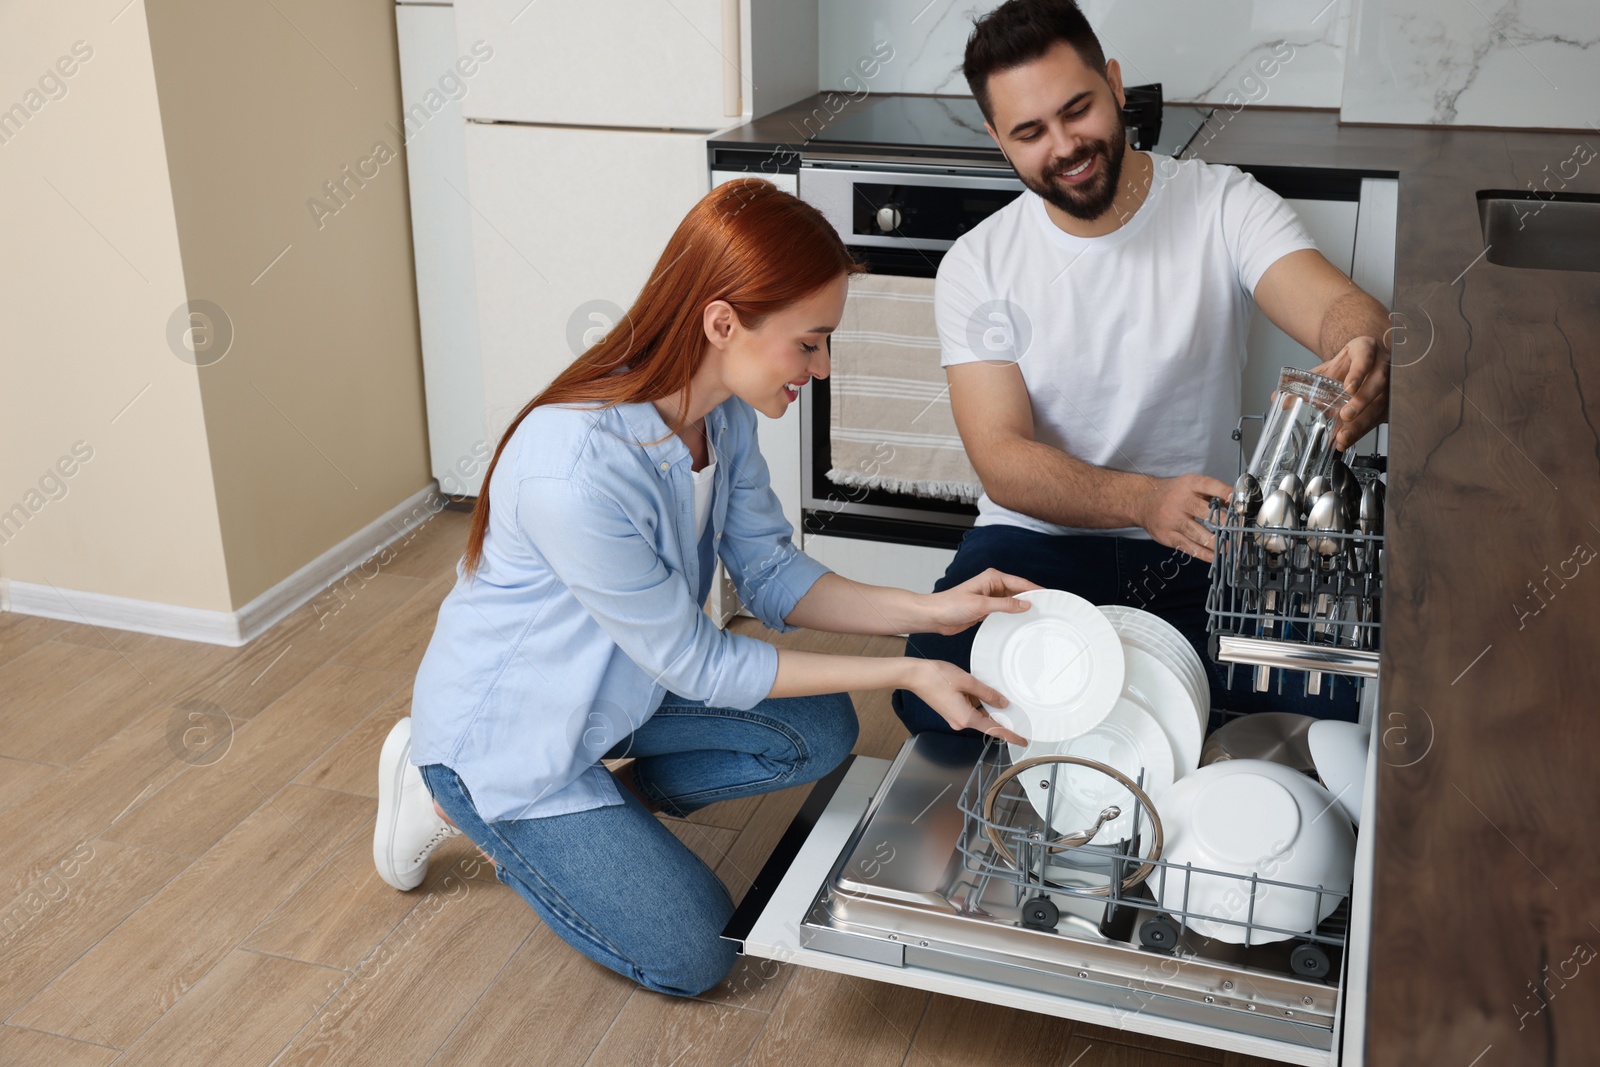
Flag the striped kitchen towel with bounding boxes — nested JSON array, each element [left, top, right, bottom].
[[827, 273, 982, 503]]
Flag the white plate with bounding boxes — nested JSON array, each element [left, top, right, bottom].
[[1120, 647, 1203, 777], [1307, 720, 1370, 826], [1098, 607, 1207, 723], [1100, 606, 1209, 727], [1007, 697, 1176, 845], [972, 589, 1124, 743]]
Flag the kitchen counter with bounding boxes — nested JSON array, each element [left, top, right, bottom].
[[1192, 109, 1600, 1067], [717, 97, 1600, 1063]]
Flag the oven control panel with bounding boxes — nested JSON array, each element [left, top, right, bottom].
[[800, 165, 1024, 252]]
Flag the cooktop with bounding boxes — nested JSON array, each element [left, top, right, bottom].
[[806, 94, 1215, 160]]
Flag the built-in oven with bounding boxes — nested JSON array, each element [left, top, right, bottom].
[[797, 161, 1023, 549]]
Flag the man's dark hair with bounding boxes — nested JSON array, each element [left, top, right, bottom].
[[962, 0, 1109, 124]]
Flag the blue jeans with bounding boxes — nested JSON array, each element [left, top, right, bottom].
[[418, 690, 858, 997], [892, 524, 1359, 735]]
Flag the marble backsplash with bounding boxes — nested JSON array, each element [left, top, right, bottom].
[[818, 0, 1596, 129], [1341, 0, 1598, 128]]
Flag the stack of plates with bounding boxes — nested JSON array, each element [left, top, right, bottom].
[[973, 593, 1210, 845]]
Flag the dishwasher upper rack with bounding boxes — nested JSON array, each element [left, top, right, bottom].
[[952, 738, 1353, 979], [1202, 416, 1386, 691]]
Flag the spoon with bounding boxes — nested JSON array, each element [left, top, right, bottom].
[[1232, 471, 1263, 523], [1254, 489, 1298, 651], [1256, 489, 1298, 556], [1308, 491, 1348, 559], [1303, 475, 1333, 518], [1304, 492, 1349, 696], [1359, 477, 1386, 537], [1277, 473, 1305, 519], [1331, 455, 1361, 518]]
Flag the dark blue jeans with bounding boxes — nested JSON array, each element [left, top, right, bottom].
[[892, 525, 1359, 736]]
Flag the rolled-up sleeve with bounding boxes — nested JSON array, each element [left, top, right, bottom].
[[717, 408, 831, 633], [517, 474, 778, 710]]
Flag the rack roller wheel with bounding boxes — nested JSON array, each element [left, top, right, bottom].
[[1139, 917, 1180, 952], [1021, 895, 1060, 930], [1290, 943, 1331, 978]]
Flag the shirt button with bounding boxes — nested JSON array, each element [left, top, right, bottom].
[[659, 461, 669, 471]]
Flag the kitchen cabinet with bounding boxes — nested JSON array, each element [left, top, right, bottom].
[[402, 1, 817, 496], [463, 123, 710, 439], [453, 0, 736, 130], [395, 1, 489, 495]]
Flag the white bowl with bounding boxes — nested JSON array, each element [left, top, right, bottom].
[[1008, 696, 1175, 845], [1307, 720, 1371, 826], [1154, 759, 1355, 944]]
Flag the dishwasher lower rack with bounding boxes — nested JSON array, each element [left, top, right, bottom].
[[794, 733, 1352, 1053]]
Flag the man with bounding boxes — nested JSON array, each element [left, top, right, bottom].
[[893, 0, 1390, 736]]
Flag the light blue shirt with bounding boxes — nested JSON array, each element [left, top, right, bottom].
[[409, 395, 831, 824]]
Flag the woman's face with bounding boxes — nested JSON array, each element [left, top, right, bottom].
[[713, 274, 848, 419]]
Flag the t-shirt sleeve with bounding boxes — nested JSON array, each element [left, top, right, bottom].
[[934, 241, 996, 368], [1218, 166, 1318, 296]]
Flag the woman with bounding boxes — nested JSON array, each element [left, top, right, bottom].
[[372, 180, 1037, 997]]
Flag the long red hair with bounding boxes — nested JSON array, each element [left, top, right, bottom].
[[462, 179, 864, 580]]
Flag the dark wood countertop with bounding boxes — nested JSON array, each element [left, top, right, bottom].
[[1193, 108, 1600, 1067]]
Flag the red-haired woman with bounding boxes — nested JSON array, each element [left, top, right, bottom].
[[373, 180, 1036, 996]]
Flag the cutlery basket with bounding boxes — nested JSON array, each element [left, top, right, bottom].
[[1202, 418, 1386, 693]]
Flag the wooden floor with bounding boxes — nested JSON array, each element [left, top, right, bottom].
[[0, 510, 1279, 1066]]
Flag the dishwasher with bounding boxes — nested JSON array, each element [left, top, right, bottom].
[[721, 425, 1388, 1067]]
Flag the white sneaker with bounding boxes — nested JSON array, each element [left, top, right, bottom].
[[374, 717, 460, 891]]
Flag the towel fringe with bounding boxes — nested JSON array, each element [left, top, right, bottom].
[[825, 468, 982, 505]]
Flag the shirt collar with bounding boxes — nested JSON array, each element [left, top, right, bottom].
[[614, 399, 730, 478]]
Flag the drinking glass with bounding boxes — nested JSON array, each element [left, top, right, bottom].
[[1246, 367, 1352, 495]]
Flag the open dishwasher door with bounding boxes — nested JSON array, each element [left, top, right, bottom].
[[721, 691, 1379, 1067]]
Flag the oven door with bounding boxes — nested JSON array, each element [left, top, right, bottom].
[[796, 165, 1023, 555]]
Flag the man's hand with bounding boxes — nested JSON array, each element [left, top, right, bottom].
[[1137, 473, 1231, 562], [1311, 335, 1390, 450], [919, 568, 1043, 636]]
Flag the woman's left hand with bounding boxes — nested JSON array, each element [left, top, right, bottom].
[[921, 568, 1041, 636]]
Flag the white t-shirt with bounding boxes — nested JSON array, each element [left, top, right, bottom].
[[936, 152, 1316, 538]]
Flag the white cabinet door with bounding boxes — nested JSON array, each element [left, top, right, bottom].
[[397, 3, 490, 496], [454, 0, 736, 129], [1242, 181, 1398, 460], [1241, 197, 1358, 427], [463, 124, 709, 440]]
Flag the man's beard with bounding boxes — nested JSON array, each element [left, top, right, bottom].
[[1020, 123, 1127, 221]]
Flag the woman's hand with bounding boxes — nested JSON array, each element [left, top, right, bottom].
[[900, 657, 1028, 746], [919, 568, 1042, 636]]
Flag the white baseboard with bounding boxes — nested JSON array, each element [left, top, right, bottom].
[[0, 484, 447, 647]]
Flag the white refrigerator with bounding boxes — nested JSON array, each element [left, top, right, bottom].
[[448, 0, 748, 460]]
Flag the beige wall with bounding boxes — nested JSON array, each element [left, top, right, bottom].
[[144, 0, 431, 608], [0, 0, 431, 615], [0, 1, 232, 611]]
